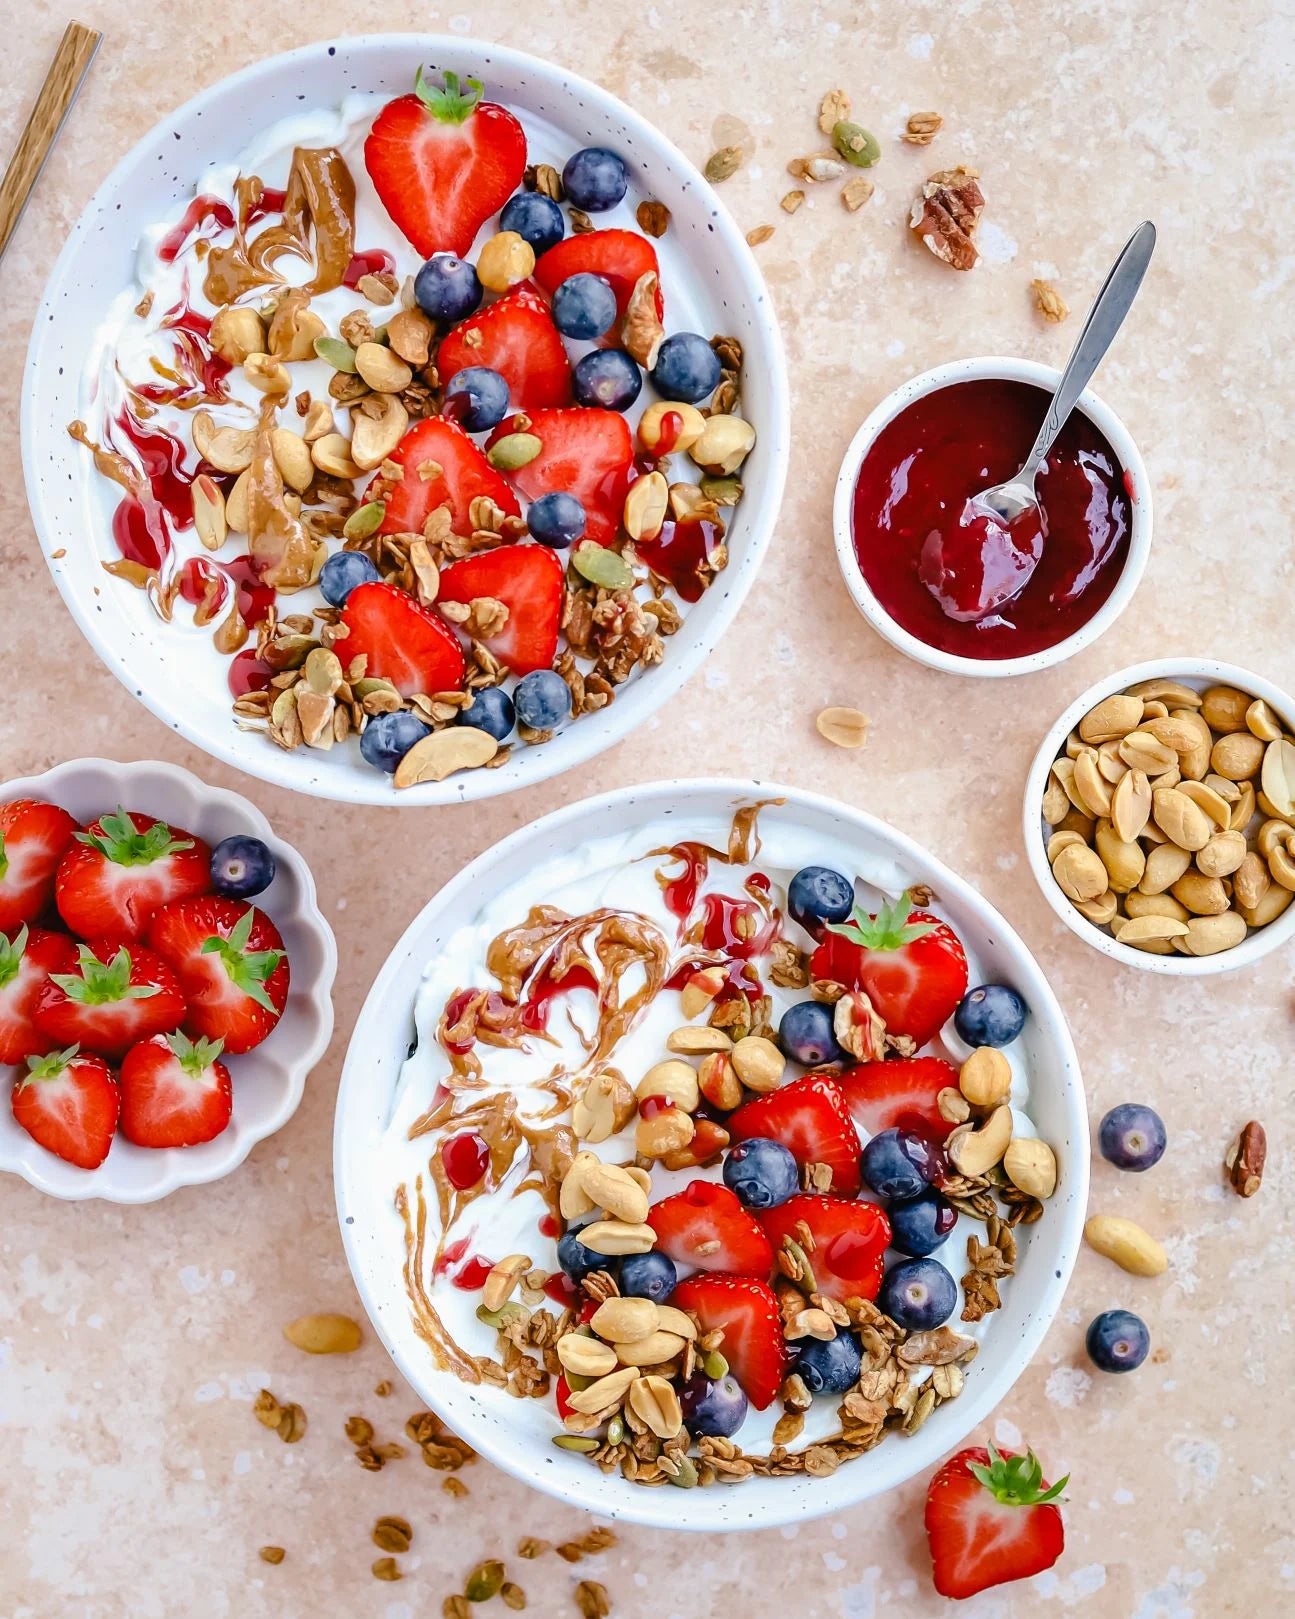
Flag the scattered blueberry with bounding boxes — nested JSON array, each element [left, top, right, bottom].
[[954, 984, 1029, 1047], [619, 1249, 677, 1304], [414, 253, 483, 323], [359, 711, 432, 773], [649, 332, 721, 405], [456, 687, 515, 742], [794, 1330, 863, 1395], [443, 365, 509, 432], [678, 1370, 749, 1437], [572, 348, 642, 411], [551, 272, 618, 340], [561, 147, 628, 212], [319, 549, 382, 607], [777, 999, 845, 1067], [886, 1189, 958, 1257], [527, 491, 586, 549], [860, 1128, 940, 1202], [788, 865, 855, 936], [877, 1256, 958, 1331], [1085, 1308, 1150, 1373], [514, 669, 572, 731], [500, 190, 565, 256], [723, 1137, 800, 1210], [209, 835, 276, 899], [1098, 1103, 1167, 1172], [557, 1227, 614, 1283]]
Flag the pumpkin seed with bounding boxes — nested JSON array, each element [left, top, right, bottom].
[[831, 120, 881, 166], [314, 335, 358, 372], [487, 432, 543, 471], [572, 542, 633, 591], [552, 1434, 600, 1453], [465, 1560, 506, 1602]]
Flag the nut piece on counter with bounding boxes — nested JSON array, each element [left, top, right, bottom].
[[1225, 1120, 1266, 1197]]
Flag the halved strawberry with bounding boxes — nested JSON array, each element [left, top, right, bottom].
[[147, 898, 288, 1055], [0, 926, 78, 1065], [119, 1031, 232, 1148], [670, 1274, 786, 1410], [55, 809, 212, 942], [437, 286, 571, 412], [533, 230, 664, 324], [925, 1445, 1067, 1600], [0, 799, 80, 931], [340, 581, 466, 698], [11, 1045, 119, 1170], [836, 1056, 960, 1144], [728, 1075, 864, 1196], [647, 1180, 774, 1276], [436, 544, 564, 676], [33, 939, 186, 1060], [491, 408, 633, 547], [363, 69, 527, 258], [759, 1194, 891, 1303], [371, 416, 520, 541]]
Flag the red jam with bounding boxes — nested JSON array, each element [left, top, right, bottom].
[[343, 248, 397, 287], [852, 378, 1133, 659], [538, 1213, 560, 1240], [637, 516, 724, 603], [433, 1238, 495, 1290], [227, 650, 274, 698], [441, 1131, 491, 1191], [698, 893, 779, 961], [157, 195, 236, 263]]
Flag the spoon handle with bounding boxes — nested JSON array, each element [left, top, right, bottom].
[[1021, 220, 1157, 482]]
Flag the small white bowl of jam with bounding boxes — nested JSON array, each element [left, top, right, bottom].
[[832, 356, 1152, 678]]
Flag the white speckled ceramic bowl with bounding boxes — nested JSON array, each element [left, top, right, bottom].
[[334, 779, 1087, 1529], [0, 758, 335, 1202], [23, 35, 788, 805]]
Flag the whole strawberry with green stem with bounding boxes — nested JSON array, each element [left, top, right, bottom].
[[147, 897, 288, 1054], [55, 808, 211, 941], [924, 1444, 1067, 1599], [33, 939, 186, 1059]]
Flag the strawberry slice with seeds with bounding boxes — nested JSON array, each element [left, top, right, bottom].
[[119, 1030, 233, 1149], [490, 408, 633, 547], [371, 416, 520, 541], [836, 1056, 961, 1144], [0, 926, 78, 1065], [759, 1194, 891, 1303], [340, 581, 466, 698], [728, 1074, 864, 1195], [670, 1273, 787, 1410], [437, 286, 571, 412], [925, 1444, 1067, 1599], [533, 229, 663, 324], [0, 799, 81, 932], [11, 1045, 119, 1170], [33, 939, 186, 1059], [55, 809, 211, 942], [436, 544, 565, 676], [147, 897, 289, 1055], [646, 1180, 774, 1276]]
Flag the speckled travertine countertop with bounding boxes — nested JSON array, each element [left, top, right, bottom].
[[2, 5, 1293, 1616]]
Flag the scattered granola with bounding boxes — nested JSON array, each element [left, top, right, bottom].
[[841, 176, 875, 212], [780, 189, 806, 214], [704, 145, 744, 183], [258, 1546, 286, 1565], [746, 224, 775, 246], [1225, 1120, 1266, 1197], [1031, 278, 1070, 323], [635, 199, 670, 237], [901, 111, 943, 145], [575, 1581, 611, 1619]]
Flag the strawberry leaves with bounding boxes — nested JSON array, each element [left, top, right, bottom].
[[22, 1044, 82, 1084], [201, 906, 283, 1015], [51, 944, 160, 1004], [76, 808, 194, 869], [827, 889, 937, 952], [967, 1443, 1068, 1506], [414, 66, 483, 125], [0, 924, 29, 989], [165, 1029, 226, 1074]]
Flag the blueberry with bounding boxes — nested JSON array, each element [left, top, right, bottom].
[[886, 1189, 958, 1257], [527, 491, 586, 549], [551, 272, 618, 340], [877, 1257, 957, 1331], [1098, 1103, 1167, 1172], [500, 190, 565, 255], [443, 366, 509, 432], [794, 1330, 863, 1395], [788, 865, 855, 936], [954, 984, 1029, 1047], [557, 1227, 615, 1283], [209, 835, 276, 899], [359, 711, 432, 773], [514, 669, 572, 731], [1086, 1308, 1150, 1373], [414, 253, 482, 323], [723, 1138, 799, 1210], [561, 147, 628, 212], [572, 348, 642, 411], [619, 1250, 677, 1304], [649, 333, 721, 405], [678, 1370, 749, 1437], [456, 687, 515, 742], [860, 1128, 939, 1202], [777, 1000, 844, 1067], [319, 549, 382, 607]]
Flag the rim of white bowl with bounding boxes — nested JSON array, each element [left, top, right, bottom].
[[831, 356, 1152, 678], [21, 34, 790, 807], [334, 777, 1088, 1529], [1023, 658, 1295, 975]]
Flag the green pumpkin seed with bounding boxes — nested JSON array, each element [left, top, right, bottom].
[[343, 500, 386, 540], [487, 432, 542, 471], [465, 1560, 506, 1602], [700, 476, 743, 506], [572, 542, 633, 591], [702, 1350, 729, 1380], [314, 335, 358, 372], [475, 1302, 529, 1330], [552, 1434, 600, 1454], [606, 1415, 625, 1446], [832, 121, 881, 167], [303, 647, 343, 696], [663, 1453, 699, 1488]]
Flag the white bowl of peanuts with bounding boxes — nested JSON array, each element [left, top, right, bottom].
[[1024, 659, 1295, 974]]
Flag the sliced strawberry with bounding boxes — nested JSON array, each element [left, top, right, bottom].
[[33, 939, 186, 1060], [836, 1056, 960, 1144], [436, 544, 564, 676], [363, 69, 527, 258], [670, 1274, 787, 1410], [11, 1045, 119, 1170], [759, 1194, 891, 1303], [728, 1075, 863, 1196], [0, 926, 78, 1065], [340, 581, 466, 698], [533, 230, 663, 324], [119, 1031, 232, 1148], [147, 897, 289, 1055], [55, 809, 212, 942], [646, 1180, 774, 1276], [924, 1445, 1067, 1600], [371, 416, 520, 541], [437, 286, 571, 411], [0, 800, 80, 931], [492, 408, 633, 547]]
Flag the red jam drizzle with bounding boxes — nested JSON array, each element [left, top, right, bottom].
[[157, 195, 236, 263], [543, 1272, 576, 1306], [133, 295, 232, 409], [538, 1213, 560, 1240], [520, 960, 598, 1031], [637, 516, 724, 604], [441, 1130, 491, 1191], [222, 555, 276, 627], [111, 495, 171, 571], [247, 186, 287, 226], [343, 248, 397, 288], [658, 841, 710, 920], [227, 650, 274, 698], [110, 408, 196, 528], [433, 1237, 495, 1291], [177, 556, 229, 613], [698, 893, 778, 961]]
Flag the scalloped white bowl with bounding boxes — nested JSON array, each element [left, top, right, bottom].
[[0, 758, 336, 1202]]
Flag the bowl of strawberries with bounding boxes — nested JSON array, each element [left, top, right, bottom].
[[0, 758, 335, 1201]]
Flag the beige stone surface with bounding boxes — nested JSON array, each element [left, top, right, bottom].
[[1, 3, 1292, 1615]]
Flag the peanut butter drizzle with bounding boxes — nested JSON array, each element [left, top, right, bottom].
[[427, 1092, 523, 1238], [68, 419, 144, 496], [203, 148, 356, 305], [395, 1178, 481, 1383], [247, 397, 318, 590]]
